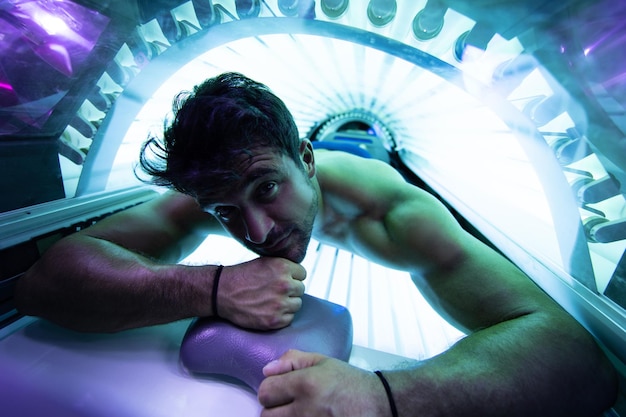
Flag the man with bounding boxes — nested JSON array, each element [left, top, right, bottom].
[[16, 72, 617, 416]]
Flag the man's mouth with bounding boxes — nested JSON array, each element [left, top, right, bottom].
[[254, 230, 292, 254], [265, 232, 291, 251]]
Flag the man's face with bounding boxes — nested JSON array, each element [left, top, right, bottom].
[[200, 146, 318, 263]]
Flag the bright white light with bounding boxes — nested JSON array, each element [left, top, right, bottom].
[[33, 10, 70, 36]]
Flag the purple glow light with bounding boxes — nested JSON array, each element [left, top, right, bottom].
[[603, 71, 626, 90], [15, 0, 109, 53], [0, 82, 15, 92], [0, 1, 109, 133]]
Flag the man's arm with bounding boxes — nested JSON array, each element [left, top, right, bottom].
[[15, 192, 306, 332], [259, 156, 618, 416], [379, 177, 617, 415]]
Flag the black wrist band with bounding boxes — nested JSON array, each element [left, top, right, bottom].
[[374, 370, 398, 417], [211, 265, 224, 317]]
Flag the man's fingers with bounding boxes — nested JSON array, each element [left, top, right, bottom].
[[258, 362, 302, 408], [289, 282, 305, 298], [291, 263, 307, 281], [259, 352, 329, 413], [288, 294, 303, 312], [262, 349, 324, 376], [258, 376, 294, 410], [262, 359, 292, 378]]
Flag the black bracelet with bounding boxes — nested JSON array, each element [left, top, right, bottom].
[[211, 265, 224, 317], [374, 370, 398, 417]]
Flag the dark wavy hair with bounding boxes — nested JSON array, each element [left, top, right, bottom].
[[138, 72, 300, 202]]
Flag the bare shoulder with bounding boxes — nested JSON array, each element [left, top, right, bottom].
[[315, 150, 407, 202], [76, 190, 224, 260], [314, 150, 467, 268], [314, 150, 445, 216], [87, 191, 219, 235], [315, 150, 402, 179], [143, 191, 215, 225]]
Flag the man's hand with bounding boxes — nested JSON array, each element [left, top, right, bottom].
[[258, 350, 388, 417], [217, 257, 306, 329]]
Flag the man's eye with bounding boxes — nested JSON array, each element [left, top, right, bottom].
[[215, 206, 235, 221], [257, 182, 278, 199]]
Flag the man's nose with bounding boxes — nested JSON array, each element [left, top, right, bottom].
[[242, 208, 274, 244]]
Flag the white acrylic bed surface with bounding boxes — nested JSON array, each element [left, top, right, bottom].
[[0, 316, 414, 417]]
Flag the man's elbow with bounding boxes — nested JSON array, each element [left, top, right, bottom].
[[14, 266, 44, 318], [15, 274, 105, 333], [14, 248, 67, 322]]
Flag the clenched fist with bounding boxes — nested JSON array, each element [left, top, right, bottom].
[[216, 257, 306, 329]]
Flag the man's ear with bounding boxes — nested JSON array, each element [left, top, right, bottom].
[[300, 140, 316, 178]]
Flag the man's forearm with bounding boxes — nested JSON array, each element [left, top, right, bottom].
[[15, 234, 215, 333], [385, 309, 617, 416]]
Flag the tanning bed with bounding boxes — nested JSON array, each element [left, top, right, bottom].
[[0, 0, 625, 415]]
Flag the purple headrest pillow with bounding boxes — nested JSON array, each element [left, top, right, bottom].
[[179, 294, 353, 391]]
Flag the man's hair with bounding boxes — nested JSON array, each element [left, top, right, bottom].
[[138, 72, 300, 201]]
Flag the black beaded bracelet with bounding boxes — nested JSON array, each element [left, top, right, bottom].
[[374, 370, 399, 417], [211, 265, 224, 317]]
